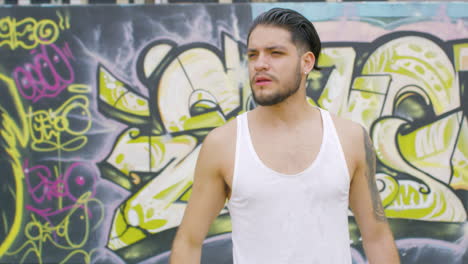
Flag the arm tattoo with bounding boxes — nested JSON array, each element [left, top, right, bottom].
[[362, 127, 387, 222]]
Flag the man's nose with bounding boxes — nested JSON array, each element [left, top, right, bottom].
[[253, 54, 270, 71]]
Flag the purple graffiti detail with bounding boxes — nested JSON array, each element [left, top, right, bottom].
[[396, 238, 467, 263], [23, 160, 96, 223], [13, 42, 75, 102], [75, 176, 85, 186]]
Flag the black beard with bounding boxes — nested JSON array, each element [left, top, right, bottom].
[[251, 65, 302, 106]]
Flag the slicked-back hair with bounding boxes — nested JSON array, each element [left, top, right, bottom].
[[248, 8, 321, 71]]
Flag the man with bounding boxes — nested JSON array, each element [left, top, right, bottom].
[[171, 8, 400, 264]]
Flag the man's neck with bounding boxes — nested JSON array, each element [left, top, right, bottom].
[[252, 90, 317, 129]]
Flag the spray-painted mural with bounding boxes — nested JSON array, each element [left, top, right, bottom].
[[0, 2, 467, 264]]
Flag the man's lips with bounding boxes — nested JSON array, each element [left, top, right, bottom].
[[254, 75, 273, 85]]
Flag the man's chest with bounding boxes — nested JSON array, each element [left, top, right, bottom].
[[251, 131, 323, 175]]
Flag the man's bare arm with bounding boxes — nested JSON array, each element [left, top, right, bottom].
[[362, 126, 387, 222], [170, 128, 230, 264], [349, 125, 400, 264]]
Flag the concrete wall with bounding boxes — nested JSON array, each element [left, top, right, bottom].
[[0, 2, 467, 263]]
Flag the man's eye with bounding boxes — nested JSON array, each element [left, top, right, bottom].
[[248, 54, 257, 59]]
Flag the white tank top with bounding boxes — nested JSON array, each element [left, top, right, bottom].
[[227, 108, 352, 264]]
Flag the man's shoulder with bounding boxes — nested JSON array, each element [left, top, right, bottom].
[[328, 113, 364, 141], [328, 112, 368, 167], [202, 115, 238, 150], [200, 116, 238, 176]]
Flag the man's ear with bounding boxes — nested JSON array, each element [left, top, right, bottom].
[[302, 51, 316, 75]]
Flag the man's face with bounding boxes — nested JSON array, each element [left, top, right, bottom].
[[247, 25, 303, 106]]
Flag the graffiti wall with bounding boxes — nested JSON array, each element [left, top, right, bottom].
[[0, 2, 467, 263]]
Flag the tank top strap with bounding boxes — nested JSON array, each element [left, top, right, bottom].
[[318, 107, 331, 134], [318, 108, 351, 182], [236, 112, 247, 143]]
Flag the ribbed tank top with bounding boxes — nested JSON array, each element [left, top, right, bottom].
[[227, 108, 352, 264]]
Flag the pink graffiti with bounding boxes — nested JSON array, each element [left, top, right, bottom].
[[13, 42, 75, 102], [23, 160, 96, 223]]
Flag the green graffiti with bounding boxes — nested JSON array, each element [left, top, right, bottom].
[[0, 74, 29, 258], [99, 33, 247, 258], [99, 30, 468, 262]]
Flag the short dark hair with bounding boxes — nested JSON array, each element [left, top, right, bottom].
[[247, 8, 321, 71]]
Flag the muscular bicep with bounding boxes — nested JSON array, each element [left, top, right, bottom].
[[175, 131, 229, 246], [349, 126, 387, 232], [348, 127, 400, 263]]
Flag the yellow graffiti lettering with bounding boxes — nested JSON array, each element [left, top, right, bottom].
[[314, 47, 356, 115], [0, 17, 61, 50], [6, 193, 104, 264], [0, 74, 29, 258], [56, 11, 71, 31], [68, 84, 91, 94], [414, 121, 446, 158], [29, 95, 92, 152]]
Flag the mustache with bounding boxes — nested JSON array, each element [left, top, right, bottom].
[[250, 72, 278, 84]]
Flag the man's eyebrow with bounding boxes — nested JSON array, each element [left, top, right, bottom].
[[265, 45, 287, 51], [247, 46, 288, 53]]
